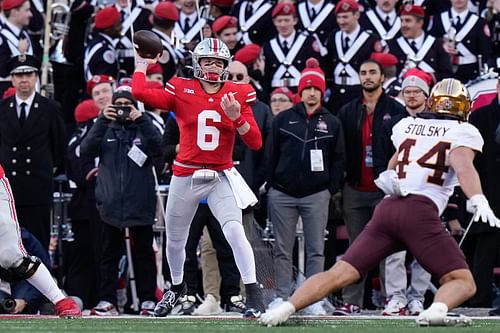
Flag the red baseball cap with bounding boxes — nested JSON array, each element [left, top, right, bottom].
[[212, 16, 238, 35], [2, 0, 26, 11], [272, 2, 296, 18], [74, 99, 100, 123], [147, 63, 164, 75], [94, 6, 120, 30], [86, 74, 115, 95], [400, 4, 426, 18], [154, 1, 179, 21], [210, 0, 234, 7], [370, 52, 398, 68], [234, 44, 261, 65], [335, 0, 359, 14]]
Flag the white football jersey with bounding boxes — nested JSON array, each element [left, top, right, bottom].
[[391, 116, 483, 214]]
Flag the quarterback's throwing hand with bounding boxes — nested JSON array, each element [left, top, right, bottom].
[[221, 92, 241, 121], [258, 301, 295, 327], [467, 194, 500, 228]]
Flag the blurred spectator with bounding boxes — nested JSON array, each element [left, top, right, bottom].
[[267, 59, 345, 314], [114, 0, 153, 77], [206, 0, 235, 19], [387, 4, 452, 83], [335, 59, 404, 314], [370, 52, 401, 99], [151, 1, 179, 83], [296, 0, 337, 48], [0, 0, 40, 96], [0, 54, 66, 249], [175, 0, 207, 52], [80, 88, 162, 315], [429, 0, 492, 83], [468, 75, 500, 312], [146, 64, 165, 85], [325, 0, 382, 114], [83, 6, 121, 81], [269, 87, 295, 116], [263, 2, 322, 93], [234, 43, 267, 102], [484, 0, 500, 67], [212, 16, 243, 55], [360, 0, 401, 44], [231, 0, 276, 45]]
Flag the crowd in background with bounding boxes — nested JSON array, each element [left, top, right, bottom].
[[0, 0, 499, 317]]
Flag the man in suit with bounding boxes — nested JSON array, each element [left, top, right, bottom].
[[0, 54, 66, 249]]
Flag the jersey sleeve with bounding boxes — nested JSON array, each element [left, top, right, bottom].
[[450, 123, 484, 153], [390, 116, 410, 149], [132, 72, 175, 111], [234, 83, 262, 150]]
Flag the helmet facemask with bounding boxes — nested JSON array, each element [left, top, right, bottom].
[[191, 38, 232, 83]]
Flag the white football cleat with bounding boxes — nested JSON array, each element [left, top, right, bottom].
[[416, 311, 472, 327]]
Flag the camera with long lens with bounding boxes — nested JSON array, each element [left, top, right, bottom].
[[113, 105, 131, 123], [0, 296, 16, 314]]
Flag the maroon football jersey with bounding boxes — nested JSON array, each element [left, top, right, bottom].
[[132, 73, 261, 176]]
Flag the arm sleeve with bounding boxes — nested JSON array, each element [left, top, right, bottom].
[[132, 72, 175, 111], [161, 115, 180, 164], [329, 118, 345, 194], [237, 84, 262, 150], [50, 103, 67, 168], [374, 118, 399, 178], [79, 117, 109, 157]]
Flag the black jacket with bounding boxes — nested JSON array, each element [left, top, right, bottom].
[[268, 103, 345, 197], [469, 97, 500, 234], [0, 94, 66, 205], [80, 115, 162, 228], [66, 120, 100, 221], [338, 92, 405, 186], [234, 100, 272, 193]]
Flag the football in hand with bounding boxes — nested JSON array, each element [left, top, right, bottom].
[[133, 30, 163, 59]]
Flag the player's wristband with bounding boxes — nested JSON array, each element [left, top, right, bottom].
[[233, 116, 246, 128], [136, 59, 148, 66]]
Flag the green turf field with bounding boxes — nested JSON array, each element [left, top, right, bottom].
[[1, 318, 500, 333]]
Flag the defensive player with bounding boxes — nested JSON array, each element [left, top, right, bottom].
[[0, 163, 81, 317], [259, 78, 500, 327], [132, 38, 264, 318]]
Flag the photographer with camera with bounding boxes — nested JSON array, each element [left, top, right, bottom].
[[80, 87, 162, 316]]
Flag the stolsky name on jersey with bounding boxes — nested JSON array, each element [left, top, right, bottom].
[[404, 122, 451, 137]]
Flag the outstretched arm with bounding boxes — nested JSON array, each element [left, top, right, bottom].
[[449, 147, 482, 198], [450, 146, 500, 228]]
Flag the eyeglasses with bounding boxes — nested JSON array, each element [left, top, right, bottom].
[[114, 102, 133, 106], [403, 89, 424, 96], [270, 97, 291, 104], [228, 73, 245, 82]]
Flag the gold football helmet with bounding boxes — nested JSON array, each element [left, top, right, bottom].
[[428, 78, 471, 121]]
